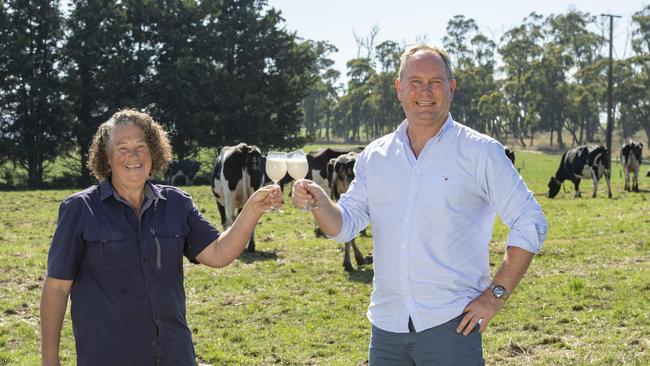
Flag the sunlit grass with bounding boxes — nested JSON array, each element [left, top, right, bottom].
[[0, 151, 648, 365]]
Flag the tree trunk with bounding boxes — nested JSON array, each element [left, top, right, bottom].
[[556, 119, 564, 148], [578, 120, 584, 145], [27, 153, 43, 189], [325, 113, 330, 144], [79, 142, 92, 186]]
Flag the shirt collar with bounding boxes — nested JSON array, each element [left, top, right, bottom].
[[99, 179, 165, 202], [397, 113, 454, 142]]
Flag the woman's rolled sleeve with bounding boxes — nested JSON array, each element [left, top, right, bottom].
[[184, 204, 220, 263], [47, 198, 85, 280]]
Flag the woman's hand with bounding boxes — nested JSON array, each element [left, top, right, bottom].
[[249, 185, 283, 215]]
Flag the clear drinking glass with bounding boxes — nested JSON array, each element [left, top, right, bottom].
[[265, 151, 287, 212], [287, 149, 316, 210]]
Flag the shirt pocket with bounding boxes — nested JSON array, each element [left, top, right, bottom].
[[150, 223, 189, 271], [82, 228, 136, 268], [418, 173, 464, 208]]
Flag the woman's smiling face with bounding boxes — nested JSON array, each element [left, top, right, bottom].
[[108, 124, 152, 191]]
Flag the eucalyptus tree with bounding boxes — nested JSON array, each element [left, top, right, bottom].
[[302, 40, 340, 143], [526, 44, 571, 147], [478, 89, 507, 141], [365, 41, 402, 138], [565, 82, 599, 145], [499, 13, 545, 146], [443, 15, 497, 135], [343, 57, 375, 142], [546, 10, 604, 143], [624, 5, 650, 145], [613, 60, 645, 140], [0, 0, 69, 187]]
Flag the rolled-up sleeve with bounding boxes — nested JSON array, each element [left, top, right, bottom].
[[483, 141, 547, 253], [47, 197, 85, 280], [331, 150, 371, 243], [183, 198, 220, 264]]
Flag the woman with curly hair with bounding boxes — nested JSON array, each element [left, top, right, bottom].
[[40, 109, 281, 365]]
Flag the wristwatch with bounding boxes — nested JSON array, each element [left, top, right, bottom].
[[490, 284, 509, 300]]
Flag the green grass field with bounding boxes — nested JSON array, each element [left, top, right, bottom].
[[0, 150, 648, 365]]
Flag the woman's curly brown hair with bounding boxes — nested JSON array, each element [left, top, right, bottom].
[[87, 109, 173, 181]]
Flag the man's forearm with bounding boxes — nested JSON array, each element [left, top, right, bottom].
[[492, 246, 535, 294], [312, 198, 343, 237]]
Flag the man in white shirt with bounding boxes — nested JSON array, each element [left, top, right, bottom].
[[292, 45, 547, 365]]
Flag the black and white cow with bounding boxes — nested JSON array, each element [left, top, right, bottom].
[[504, 147, 515, 165], [308, 147, 364, 239], [165, 159, 201, 186], [307, 147, 365, 198], [325, 152, 372, 272], [329, 152, 357, 201], [620, 140, 643, 192], [548, 145, 612, 199], [211, 143, 264, 252]]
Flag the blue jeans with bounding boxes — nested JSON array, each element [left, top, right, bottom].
[[369, 314, 485, 365]]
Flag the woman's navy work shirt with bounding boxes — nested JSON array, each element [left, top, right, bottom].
[[46, 179, 220, 365]]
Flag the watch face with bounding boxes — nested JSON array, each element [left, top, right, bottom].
[[493, 285, 506, 298]]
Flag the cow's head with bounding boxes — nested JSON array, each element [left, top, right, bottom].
[[548, 176, 561, 198], [632, 142, 643, 161], [334, 153, 357, 197], [244, 145, 264, 189], [504, 147, 515, 165], [591, 145, 610, 170]]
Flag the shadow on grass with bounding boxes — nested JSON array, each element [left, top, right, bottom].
[[347, 267, 373, 284], [238, 250, 278, 264]]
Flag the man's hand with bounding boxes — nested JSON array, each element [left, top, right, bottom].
[[456, 288, 506, 336], [291, 179, 325, 209]]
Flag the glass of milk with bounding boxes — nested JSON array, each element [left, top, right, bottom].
[[287, 149, 316, 210], [265, 151, 287, 212]]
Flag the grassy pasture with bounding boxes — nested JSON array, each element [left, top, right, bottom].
[[0, 150, 648, 365]]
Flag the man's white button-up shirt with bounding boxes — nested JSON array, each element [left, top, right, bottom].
[[332, 115, 547, 333]]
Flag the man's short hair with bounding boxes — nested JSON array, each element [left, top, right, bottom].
[[398, 45, 453, 80]]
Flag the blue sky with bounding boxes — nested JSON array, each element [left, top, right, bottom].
[[267, 0, 647, 82]]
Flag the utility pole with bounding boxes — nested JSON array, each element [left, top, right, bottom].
[[601, 13, 620, 196]]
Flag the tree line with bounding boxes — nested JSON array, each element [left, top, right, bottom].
[[1, 1, 649, 188], [304, 8, 650, 153], [0, 0, 316, 187]]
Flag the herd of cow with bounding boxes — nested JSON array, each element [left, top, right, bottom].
[[547, 140, 644, 199], [164, 140, 645, 271]]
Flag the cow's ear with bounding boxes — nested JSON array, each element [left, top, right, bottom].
[[640, 143, 644, 148]]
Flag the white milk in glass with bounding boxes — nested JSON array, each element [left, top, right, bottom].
[[287, 159, 308, 180], [266, 157, 286, 183]]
